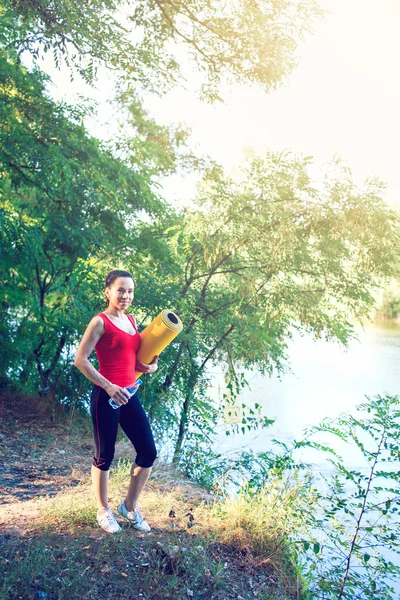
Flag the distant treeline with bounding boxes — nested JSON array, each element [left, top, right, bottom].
[[374, 280, 400, 321]]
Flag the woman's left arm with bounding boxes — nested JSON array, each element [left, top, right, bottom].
[[136, 355, 159, 374]]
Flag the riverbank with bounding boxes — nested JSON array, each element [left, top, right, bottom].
[[0, 391, 306, 600]]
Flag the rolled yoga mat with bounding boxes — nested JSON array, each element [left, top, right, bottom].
[[135, 309, 183, 379]]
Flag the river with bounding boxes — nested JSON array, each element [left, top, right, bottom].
[[208, 323, 400, 594], [210, 322, 400, 467]]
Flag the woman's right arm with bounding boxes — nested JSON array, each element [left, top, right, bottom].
[[73, 316, 129, 404]]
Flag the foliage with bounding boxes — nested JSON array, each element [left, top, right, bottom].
[[1, 0, 399, 490], [375, 279, 400, 320], [182, 394, 400, 598], [0, 53, 163, 399], [113, 87, 210, 180], [1, 0, 322, 100], [295, 395, 400, 599], [0, 0, 323, 411], [132, 154, 399, 462]]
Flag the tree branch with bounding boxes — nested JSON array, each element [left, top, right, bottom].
[[153, 0, 217, 66], [337, 428, 387, 599]]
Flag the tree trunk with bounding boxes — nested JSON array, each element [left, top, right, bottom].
[[172, 392, 191, 465]]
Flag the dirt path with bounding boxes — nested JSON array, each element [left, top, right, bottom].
[[0, 394, 91, 536]]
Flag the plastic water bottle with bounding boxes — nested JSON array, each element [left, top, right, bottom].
[[108, 379, 143, 409]]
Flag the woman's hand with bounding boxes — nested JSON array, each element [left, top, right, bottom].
[[136, 355, 159, 374], [105, 384, 130, 407]]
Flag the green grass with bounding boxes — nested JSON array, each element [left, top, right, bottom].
[[1, 461, 311, 600]]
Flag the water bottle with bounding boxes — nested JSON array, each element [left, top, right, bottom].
[[108, 379, 143, 409]]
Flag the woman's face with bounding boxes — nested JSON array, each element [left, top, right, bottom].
[[106, 277, 134, 310]]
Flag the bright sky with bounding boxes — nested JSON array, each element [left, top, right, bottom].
[[47, 0, 400, 206]]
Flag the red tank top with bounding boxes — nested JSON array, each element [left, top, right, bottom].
[[94, 313, 141, 387]]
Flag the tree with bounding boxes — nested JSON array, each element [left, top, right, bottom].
[[1, 0, 322, 99], [0, 52, 163, 399], [132, 153, 399, 464], [0, 0, 324, 407]]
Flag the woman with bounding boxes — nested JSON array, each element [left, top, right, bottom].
[[74, 269, 158, 534]]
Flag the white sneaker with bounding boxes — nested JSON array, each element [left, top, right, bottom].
[[117, 501, 151, 532], [96, 508, 121, 534]]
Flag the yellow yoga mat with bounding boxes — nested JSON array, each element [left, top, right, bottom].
[[135, 310, 183, 379]]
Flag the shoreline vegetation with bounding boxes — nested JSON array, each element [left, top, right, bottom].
[[1, 389, 400, 600]]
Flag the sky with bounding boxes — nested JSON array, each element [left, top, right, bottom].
[[46, 0, 400, 207]]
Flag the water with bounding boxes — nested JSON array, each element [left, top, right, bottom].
[[208, 323, 400, 595], [211, 323, 400, 464]]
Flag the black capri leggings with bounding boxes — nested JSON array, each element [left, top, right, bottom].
[[90, 386, 157, 471]]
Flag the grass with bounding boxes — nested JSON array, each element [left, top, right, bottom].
[[1, 460, 311, 600], [0, 391, 311, 600]]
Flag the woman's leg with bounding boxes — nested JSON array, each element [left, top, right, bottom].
[[119, 393, 157, 511], [90, 386, 120, 514], [91, 466, 110, 512], [125, 465, 152, 512]]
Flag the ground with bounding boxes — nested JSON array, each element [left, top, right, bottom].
[[0, 392, 301, 600]]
